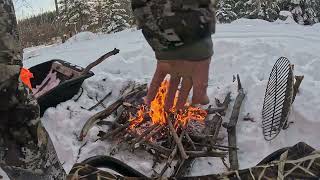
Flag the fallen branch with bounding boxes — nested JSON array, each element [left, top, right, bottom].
[[82, 48, 120, 75], [167, 115, 189, 160], [89, 91, 112, 111], [225, 74, 245, 170]]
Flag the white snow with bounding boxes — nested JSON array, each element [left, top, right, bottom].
[[279, 11, 293, 17], [2, 19, 320, 178]]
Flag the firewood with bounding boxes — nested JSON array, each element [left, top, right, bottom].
[[167, 115, 189, 160], [292, 75, 304, 102], [186, 150, 226, 158], [207, 92, 232, 115], [159, 130, 186, 177], [193, 143, 238, 151], [88, 91, 112, 111], [79, 84, 147, 141], [79, 99, 123, 141], [212, 114, 223, 146], [131, 124, 160, 149], [99, 122, 131, 141], [185, 132, 196, 151], [225, 74, 246, 170], [82, 48, 120, 75], [135, 126, 164, 149]]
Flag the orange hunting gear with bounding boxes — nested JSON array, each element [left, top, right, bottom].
[[20, 68, 34, 89]]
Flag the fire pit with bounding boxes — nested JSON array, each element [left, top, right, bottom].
[[80, 79, 234, 177]]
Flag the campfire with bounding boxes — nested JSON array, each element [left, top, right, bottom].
[[79, 78, 237, 177]]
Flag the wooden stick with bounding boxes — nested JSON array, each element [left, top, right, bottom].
[[212, 115, 223, 145], [226, 74, 245, 170], [82, 48, 120, 75], [131, 124, 159, 148], [99, 122, 130, 141], [159, 130, 186, 177], [79, 83, 147, 141], [167, 116, 189, 160], [292, 75, 304, 103], [89, 91, 112, 111], [186, 150, 226, 158], [79, 99, 123, 141], [135, 125, 164, 148], [185, 132, 196, 151], [193, 143, 238, 150]]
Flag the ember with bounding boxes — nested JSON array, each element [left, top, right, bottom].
[[129, 80, 207, 129]]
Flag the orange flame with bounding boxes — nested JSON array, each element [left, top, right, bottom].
[[130, 80, 207, 128]]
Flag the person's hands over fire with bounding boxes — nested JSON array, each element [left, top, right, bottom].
[[145, 58, 211, 111]]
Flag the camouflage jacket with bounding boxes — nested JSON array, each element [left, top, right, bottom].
[[0, 0, 66, 179], [131, 0, 217, 51]]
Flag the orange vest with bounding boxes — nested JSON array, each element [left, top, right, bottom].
[[20, 68, 34, 89]]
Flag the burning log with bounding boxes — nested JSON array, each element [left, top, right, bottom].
[[223, 74, 246, 170]]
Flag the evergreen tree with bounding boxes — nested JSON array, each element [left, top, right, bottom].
[[100, 0, 130, 33], [259, 0, 280, 21], [58, 0, 93, 31], [216, 0, 238, 23]]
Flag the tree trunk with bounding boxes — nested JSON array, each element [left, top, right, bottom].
[[55, 0, 59, 14]]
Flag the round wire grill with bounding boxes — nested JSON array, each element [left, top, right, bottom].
[[262, 57, 294, 141]]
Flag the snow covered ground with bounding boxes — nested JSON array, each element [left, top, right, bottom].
[[1, 19, 320, 178]]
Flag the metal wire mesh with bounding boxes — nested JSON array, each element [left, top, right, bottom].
[[262, 57, 294, 141]]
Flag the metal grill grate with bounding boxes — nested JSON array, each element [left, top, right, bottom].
[[262, 57, 294, 141]]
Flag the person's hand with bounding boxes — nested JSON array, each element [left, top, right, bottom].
[[145, 58, 211, 111]]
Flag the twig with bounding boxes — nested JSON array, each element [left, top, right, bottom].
[[167, 115, 189, 160], [76, 141, 88, 162], [292, 75, 304, 102], [74, 87, 84, 102], [82, 48, 120, 75], [89, 91, 112, 111]]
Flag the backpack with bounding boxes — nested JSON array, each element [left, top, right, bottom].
[[132, 0, 216, 51]]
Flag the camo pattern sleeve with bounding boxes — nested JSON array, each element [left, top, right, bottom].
[[0, 1, 66, 179], [131, 0, 216, 52], [0, 0, 23, 110]]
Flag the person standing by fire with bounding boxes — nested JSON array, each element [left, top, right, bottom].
[[131, 0, 217, 110]]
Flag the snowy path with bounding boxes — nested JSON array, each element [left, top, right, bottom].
[[1, 19, 319, 178]]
